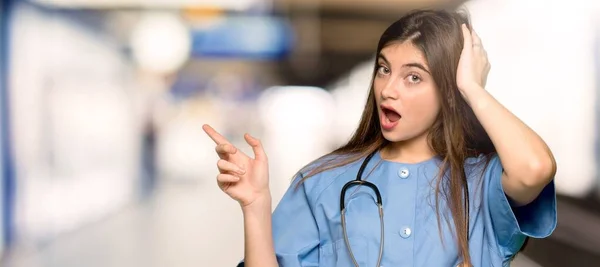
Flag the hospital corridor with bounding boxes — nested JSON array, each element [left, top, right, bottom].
[[1, 0, 600, 266]]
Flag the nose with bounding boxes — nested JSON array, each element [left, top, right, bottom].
[[380, 77, 400, 100]]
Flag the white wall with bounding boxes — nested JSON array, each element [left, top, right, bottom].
[[9, 4, 142, 242], [464, 0, 598, 197]]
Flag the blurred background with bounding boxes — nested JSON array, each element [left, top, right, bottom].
[[0, 0, 598, 266]]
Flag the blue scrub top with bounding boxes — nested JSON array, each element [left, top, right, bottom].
[[240, 150, 556, 267]]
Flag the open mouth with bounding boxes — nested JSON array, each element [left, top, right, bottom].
[[380, 105, 401, 130], [381, 106, 401, 123]]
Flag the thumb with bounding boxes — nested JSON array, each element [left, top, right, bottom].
[[244, 133, 267, 161], [461, 24, 472, 52]]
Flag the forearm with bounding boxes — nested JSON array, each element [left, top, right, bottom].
[[463, 86, 556, 186], [242, 195, 278, 267]]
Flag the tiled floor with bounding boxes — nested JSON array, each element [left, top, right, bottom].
[[0, 179, 542, 267]]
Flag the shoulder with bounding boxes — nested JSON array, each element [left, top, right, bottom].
[[296, 153, 364, 203], [464, 152, 499, 178]]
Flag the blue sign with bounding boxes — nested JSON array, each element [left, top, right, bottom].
[[191, 15, 294, 59]]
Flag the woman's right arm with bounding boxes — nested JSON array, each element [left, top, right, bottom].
[[242, 194, 278, 267], [204, 124, 320, 267], [203, 124, 278, 267]]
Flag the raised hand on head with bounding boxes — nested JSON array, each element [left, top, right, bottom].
[[456, 24, 491, 97]]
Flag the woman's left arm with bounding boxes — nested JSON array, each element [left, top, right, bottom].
[[456, 24, 557, 206]]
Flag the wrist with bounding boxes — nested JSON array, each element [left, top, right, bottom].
[[459, 85, 486, 106], [241, 193, 272, 214]]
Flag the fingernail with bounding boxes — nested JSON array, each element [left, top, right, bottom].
[[237, 168, 246, 175]]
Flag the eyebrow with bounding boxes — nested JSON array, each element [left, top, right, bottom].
[[377, 54, 431, 75]]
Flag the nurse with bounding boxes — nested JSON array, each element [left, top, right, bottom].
[[203, 9, 556, 267]]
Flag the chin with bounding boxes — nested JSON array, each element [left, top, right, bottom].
[[381, 131, 411, 143], [381, 126, 429, 143]]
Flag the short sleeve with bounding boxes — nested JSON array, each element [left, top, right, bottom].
[[483, 154, 557, 254], [238, 174, 320, 267]]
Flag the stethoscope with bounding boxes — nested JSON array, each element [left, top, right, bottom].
[[340, 150, 384, 267]]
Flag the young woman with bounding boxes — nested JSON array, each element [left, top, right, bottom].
[[203, 9, 557, 267]]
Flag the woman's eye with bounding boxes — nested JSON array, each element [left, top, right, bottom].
[[377, 66, 390, 75], [407, 74, 421, 83]]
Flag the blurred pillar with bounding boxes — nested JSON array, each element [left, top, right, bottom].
[[257, 86, 336, 205], [596, 30, 600, 198], [0, 0, 15, 251]]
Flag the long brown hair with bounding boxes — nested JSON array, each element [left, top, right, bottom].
[[297, 9, 495, 265]]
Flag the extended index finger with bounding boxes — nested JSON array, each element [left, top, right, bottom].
[[202, 124, 230, 145]]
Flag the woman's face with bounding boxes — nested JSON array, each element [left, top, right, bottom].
[[374, 41, 441, 143]]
